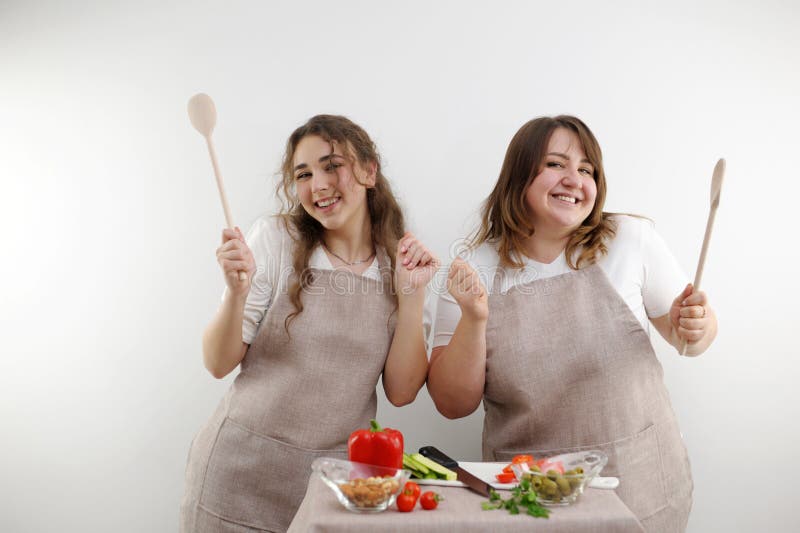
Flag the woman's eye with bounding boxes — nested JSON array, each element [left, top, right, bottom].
[[325, 163, 342, 172], [579, 168, 593, 175], [546, 161, 563, 168], [296, 172, 311, 180]]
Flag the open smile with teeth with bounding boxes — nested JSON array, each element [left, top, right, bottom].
[[552, 194, 579, 204], [315, 197, 341, 208]]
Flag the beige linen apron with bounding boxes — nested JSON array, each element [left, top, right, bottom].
[[483, 264, 693, 532], [181, 255, 396, 532]]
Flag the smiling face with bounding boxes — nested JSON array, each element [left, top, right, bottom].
[[524, 127, 597, 239], [292, 134, 375, 234]]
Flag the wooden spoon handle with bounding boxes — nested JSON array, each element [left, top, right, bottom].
[[205, 136, 246, 282], [679, 205, 719, 355]]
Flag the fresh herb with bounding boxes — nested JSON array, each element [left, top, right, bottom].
[[481, 477, 550, 519]]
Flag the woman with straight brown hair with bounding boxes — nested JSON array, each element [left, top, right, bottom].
[[181, 115, 437, 532], [428, 115, 717, 532]]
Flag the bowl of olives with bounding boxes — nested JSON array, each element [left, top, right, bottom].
[[510, 450, 607, 506]]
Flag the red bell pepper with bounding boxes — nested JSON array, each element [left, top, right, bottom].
[[347, 419, 404, 469]]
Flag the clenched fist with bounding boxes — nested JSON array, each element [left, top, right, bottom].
[[670, 283, 712, 346], [447, 258, 488, 321], [395, 232, 439, 296], [216, 227, 256, 296]]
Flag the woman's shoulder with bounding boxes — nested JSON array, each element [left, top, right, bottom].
[[249, 213, 297, 239], [599, 213, 677, 274], [244, 214, 295, 257], [464, 240, 501, 268], [608, 213, 654, 232], [605, 213, 657, 246]]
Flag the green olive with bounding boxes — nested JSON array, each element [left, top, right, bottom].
[[541, 477, 558, 495], [556, 476, 572, 496]]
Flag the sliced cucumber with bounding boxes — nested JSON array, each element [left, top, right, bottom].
[[410, 453, 457, 481], [403, 452, 429, 475]]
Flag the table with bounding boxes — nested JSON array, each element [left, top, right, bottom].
[[288, 474, 645, 532]]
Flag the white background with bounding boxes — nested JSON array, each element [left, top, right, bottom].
[[2, 1, 798, 531]]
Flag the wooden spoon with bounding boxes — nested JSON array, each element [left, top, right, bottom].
[[680, 158, 725, 355], [187, 93, 246, 281]]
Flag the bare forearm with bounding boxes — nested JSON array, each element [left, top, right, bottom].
[[383, 291, 428, 406], [427, 315, 487, 419], [202, 292, 249, 378]]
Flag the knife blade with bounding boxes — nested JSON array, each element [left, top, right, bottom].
[[418, 446, 491, 497]]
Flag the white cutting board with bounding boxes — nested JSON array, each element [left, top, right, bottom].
[[413, 461, 618, 491]]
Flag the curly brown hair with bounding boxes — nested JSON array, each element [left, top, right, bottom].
[[277, 115, 405, 330], [473, 115, 617, 269]]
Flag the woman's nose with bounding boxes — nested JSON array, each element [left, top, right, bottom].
[[311, 172, 332, 193], [562, 169, 583, 189]]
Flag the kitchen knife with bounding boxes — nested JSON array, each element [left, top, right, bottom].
[[418, 446, 491, 497]]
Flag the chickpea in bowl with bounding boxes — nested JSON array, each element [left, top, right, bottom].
[[312, 457, 410, 513]]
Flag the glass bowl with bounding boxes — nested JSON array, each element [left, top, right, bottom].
[[511, 450, 608, 506], [312, 457, 411, 513]]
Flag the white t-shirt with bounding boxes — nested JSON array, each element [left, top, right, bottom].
[[432, 215, 687, 349], [222, 215, 433, 346]]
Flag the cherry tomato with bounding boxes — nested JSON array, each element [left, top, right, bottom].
[[501, 456, 534, 478], [404, 481, 421, 500], [495, 471, 516, 483], [396, 492, 417, 512], [420, 490, 443, 510], [537, 459, 565, 474]]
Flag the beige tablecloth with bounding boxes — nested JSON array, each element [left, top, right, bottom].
[[288, 474, 644, 532]]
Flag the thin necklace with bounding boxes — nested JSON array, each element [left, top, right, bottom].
[[322, 242, 375, 266]]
